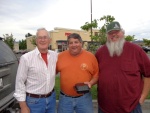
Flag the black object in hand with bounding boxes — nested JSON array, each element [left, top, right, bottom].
[[74, 83, 90, 94]]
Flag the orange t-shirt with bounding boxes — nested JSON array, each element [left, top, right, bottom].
[[56, 50, 99, 96]]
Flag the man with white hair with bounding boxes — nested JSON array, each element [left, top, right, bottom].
[[95, 21, 150, 113], [14, 28, 57, 113]]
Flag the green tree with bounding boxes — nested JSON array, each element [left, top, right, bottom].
[[98, 15, 115, 45], [25, 33, 32, 37], [125, 35, 136, 41], [3, 34, 15, 50], [81, 15, 115, 53], [19, 39, 27, 50], [143, 38, 150, 46], [80, 19, 98, 33]]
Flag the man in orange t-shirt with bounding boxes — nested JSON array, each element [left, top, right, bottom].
[[57, 33, 99, 113]]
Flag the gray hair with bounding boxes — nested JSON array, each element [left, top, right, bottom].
[[36, 28, 50, 38]]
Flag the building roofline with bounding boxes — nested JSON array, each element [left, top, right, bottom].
[[54, 27, 82, 31]]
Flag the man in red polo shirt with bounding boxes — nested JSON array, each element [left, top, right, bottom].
[[95, 21, 150, 113]]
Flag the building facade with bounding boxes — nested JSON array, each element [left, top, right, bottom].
[[26, 27, 99, 52], [13, 42, 19, 52]]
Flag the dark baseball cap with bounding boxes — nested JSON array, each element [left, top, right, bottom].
[[106, 21, 121, 33]]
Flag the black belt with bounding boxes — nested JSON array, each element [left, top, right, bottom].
[[60, 91, 84, 98], [26, 89, 54, 98]]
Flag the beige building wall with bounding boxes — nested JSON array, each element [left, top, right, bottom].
[[13, 42, 19, 52], [50, 27, 95, 50], [27, 36, 36, 51], [26, 27, 99, 51]]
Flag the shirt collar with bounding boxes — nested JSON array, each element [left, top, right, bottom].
[[35, 47, 50, 56]]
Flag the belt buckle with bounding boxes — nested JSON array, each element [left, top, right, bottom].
[[45, 94, 47, 97]]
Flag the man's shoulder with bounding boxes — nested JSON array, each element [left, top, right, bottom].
[[96, 45, 107, 53], [20, 49, 36, 59], [83, 49, 95, 56], [125, 41, 142, 49], [21, 49, 33, 56]]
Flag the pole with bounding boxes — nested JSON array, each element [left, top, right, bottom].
[[90, 0, 93, 41]]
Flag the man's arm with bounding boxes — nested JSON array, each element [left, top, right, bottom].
[[84, 76, 98, 88], [139, 77, 150, 104], [84, 54, 99, 88], [19, 101, 30, 113], [14, 56, 29, 109]]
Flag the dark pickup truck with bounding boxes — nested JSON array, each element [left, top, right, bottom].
[[0, 38, 19, 112]]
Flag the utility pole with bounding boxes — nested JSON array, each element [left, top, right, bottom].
[[90, 0, 93, 39]]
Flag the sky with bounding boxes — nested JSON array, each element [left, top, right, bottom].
[[0, 0, 150, 41]]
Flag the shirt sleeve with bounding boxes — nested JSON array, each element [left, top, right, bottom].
[[13, 55, 28, 101], [138, 49, 150, 77]]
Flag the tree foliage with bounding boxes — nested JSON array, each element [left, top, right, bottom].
[[81, 19, 98, 31], [19, 39, 27, 50], [98, 15, 115, 45], [81, 15, 115, 53], [125, 35, 136, 41], [3, 34, 15, 50], [25, 33, 33, 37], [143, 38, 150, 46]]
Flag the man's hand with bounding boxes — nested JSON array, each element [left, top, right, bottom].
[[19, 101, 30, 113], [139, 96, 145, 105], [84, 82, 92, 88], [20, 107, 30, 113]]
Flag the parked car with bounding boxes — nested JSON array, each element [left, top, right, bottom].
[[0, 38, 19, 112], [21, 50, 28, 54], [142, 46, 150, 53]]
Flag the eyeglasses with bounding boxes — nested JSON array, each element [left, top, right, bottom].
[[37, 36, 48, 40]]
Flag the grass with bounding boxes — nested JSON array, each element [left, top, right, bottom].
[[147, 94, 150, 99], [55, 76, 60, 100], [55, 76, 150, 100]]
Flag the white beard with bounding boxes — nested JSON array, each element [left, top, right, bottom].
[[106, 38, 125, 57]]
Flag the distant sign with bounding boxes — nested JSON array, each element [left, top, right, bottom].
[[65, 33, 71, 36]]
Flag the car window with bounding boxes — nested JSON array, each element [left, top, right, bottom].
[[0, 41, 17, 64]]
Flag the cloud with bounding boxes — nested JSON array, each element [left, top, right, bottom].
[[0, 0, 150, 41]]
